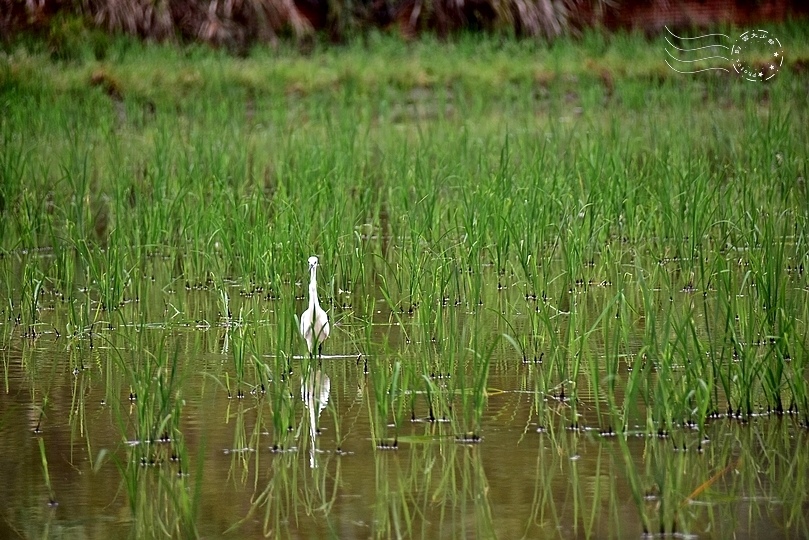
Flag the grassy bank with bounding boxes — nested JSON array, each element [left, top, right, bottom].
[[4, 21, 809, 101]]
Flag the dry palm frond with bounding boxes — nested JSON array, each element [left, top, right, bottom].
[[510, 0, 583, 38], [61, 0, 315, 46], [1, 0, 48, 38], [181, 0, 312, 47], [396, 0, 607, 39], [90, 0, 173, 39], [4, 0, 611, 44]]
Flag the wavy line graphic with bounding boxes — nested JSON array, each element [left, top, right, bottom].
[[664, 60, 731, 74], [665, 26, 731, 41], [664, 36, 729, 53], [663, 26, 732, 75]]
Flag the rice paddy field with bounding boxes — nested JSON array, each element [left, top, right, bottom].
[[1, 23, 809, 538]]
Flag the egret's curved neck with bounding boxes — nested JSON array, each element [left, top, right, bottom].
[[308, 265, 319, 309]]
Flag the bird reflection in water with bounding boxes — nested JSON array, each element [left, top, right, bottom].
[[301, 368, 330, 468]]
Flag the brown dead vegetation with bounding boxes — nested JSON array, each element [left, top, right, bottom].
[[2, 0, 807, 49]]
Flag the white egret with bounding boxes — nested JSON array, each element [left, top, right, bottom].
[[299, 255, 330, 356]]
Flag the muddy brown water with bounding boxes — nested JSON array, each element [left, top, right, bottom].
[[0, 267, 807, 539]]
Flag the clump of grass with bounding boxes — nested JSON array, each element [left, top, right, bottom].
[[19, 260, 43, 334], [368, 358, 412, 448], [455, 329, 496, 442]]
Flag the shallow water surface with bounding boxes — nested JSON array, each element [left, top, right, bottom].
[[1, 261, 807, 539]]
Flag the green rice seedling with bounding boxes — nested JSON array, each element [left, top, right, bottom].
[[0, 338, 9, 388], [214, 278, 232, 323], [465, 333, 497, 441], [98, 229, 132, 311], [419, 373, 451, 425], [597, 291, 625, 432], [697, 255, 728, 410], [262, 285, 300, 452], [747, 216, 793, 413], [710, 252, 742, 414], [784, 339, 808, 426], [0, 127, 31, 249], [732, 275, 769, 417], [226, 403, 251, 483], [230, 317, 249, 399], [486, 141, 516, 275], [68, 364, 93, 459], [59, 128, 93, 243], [101, 331, 199, 535], [558, 291, 584, 419], [377, 269, 411, 344], [105, 332, 186, 466], [19, 260, 43, 333], [247, 345, 272, 399], [522, 362, 552, 432], [435, 310, 463, 432], [166, 454, 203, 539], [1, 257, 11, 316], [116, 451, 201, 539], [400, 232, 435, 313], [367, 358, 411, 448], [530, 270, 567, 390], [456, 190, 484, 294], [38, 437, 56, 506], [502, 330, 528, 366], [645, 436, 695, 536], [658, 298, 695, 424], [622, 347, 653, 434], [649, 341, 678, 436], [672, 296, 716, 426], [439, 312, 496, 442], [266, 368, 296, 452]]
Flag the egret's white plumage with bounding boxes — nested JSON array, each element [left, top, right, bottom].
[[300, 256, 330, 356]]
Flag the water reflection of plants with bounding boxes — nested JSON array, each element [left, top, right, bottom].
[[527, 417, 809, 539]]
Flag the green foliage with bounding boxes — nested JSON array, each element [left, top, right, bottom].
[[0, 29, 808, 538]]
